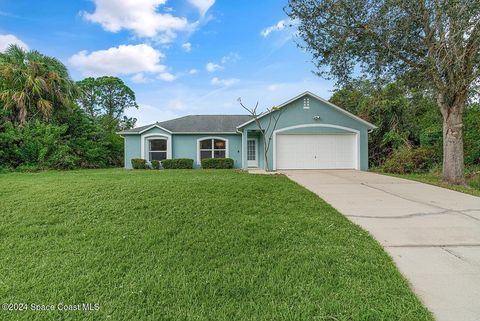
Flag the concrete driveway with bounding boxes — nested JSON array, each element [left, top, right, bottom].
[[282, 170, 480, 321]]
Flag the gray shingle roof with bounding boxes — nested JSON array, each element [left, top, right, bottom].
[[120, 123, 155, 133], [120, 115, 252, 134]]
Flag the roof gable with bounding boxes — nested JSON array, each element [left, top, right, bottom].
[[237, 91, 377, 129]]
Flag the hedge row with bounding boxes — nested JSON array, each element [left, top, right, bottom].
[[131, 158, 234, 169], [131, 158, 194, 169], [161, 158, 194, 169], [201, 158, 234, 169]]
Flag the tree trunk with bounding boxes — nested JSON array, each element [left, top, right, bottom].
[[442, 104, 465, 185], [263, 134, 270, 171]]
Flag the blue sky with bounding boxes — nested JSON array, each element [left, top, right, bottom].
[[0, 0, 335, 125]]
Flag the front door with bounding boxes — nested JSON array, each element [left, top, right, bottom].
[[247, 138, 258, 167]]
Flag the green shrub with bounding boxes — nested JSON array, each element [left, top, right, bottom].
[[464, 105, 480, 165], [0, 105, 125, 170], [0, 120, 72, 169], [382, 146, 435, 174], [161, 158, 193, 169], [201, 158, 234, 169], [0, 166, 13, 174], [151, 160, 161, 169], [467, 165, 480, 190], [15, 164, 41, 172], [131, 158, 146, 169]]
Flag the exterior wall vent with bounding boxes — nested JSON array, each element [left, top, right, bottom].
[[303, 97, 310, 109]]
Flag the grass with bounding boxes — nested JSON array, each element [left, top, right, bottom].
[[0, 169, 432, 321], [379, 166, 480, 197]]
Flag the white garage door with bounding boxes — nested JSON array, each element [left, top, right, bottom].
[[276, 134, 357, 169]]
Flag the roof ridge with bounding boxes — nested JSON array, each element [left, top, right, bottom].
[[190, 114, 251, 116], [157, 115, 190, 123], [157, 114, 251, 124]]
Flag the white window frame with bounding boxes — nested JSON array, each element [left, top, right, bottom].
[[146, 137, 168, 162], [141, 133, 172, 162], [196, 137, 229, 165]]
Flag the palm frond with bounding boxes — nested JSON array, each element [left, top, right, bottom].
[[0, 45, 76, 124], [37, 98, 53, 117]]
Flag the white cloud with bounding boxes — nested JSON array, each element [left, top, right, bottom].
[[82, 0, 190, 40], [205, 53, 239, 73], [205, 62, 223, 72], [0, 34, 28, 52], [210, 77, 239, 87], [221, 52, 240, 64], [182, 42, 192, 52], [189, 69, 199, 74], [261, 19, 292, 37], [154, 29, 179, 44], [131, 73, 148, 83], [69, 44, 168, 77], [188, 0, 215, 16], [157, 72, 176, 81]]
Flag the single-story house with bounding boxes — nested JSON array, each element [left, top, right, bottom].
[[118, 91, 377, 170]]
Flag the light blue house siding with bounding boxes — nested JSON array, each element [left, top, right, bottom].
[[123, 127, 242, 169], [239, 94, 372, 170], [124, 135, 141, 169]]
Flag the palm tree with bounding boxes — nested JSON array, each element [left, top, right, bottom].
[[0, 45, 78, 125]]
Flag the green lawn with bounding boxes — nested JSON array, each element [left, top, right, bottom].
[[0, 169, 432, 321], [382, 167, 480, 197]]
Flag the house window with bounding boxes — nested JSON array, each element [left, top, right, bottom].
[[199, 138, 227, 160], [148, 139, 167, 161]]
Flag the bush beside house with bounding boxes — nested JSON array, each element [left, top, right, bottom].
[[161, 159, 193, 169], [151, 160, 161, 169], [131, 159, 146, 169], [201, 158, 234, 169]]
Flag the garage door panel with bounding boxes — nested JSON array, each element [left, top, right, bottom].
[[276, 134, 356, 169]]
